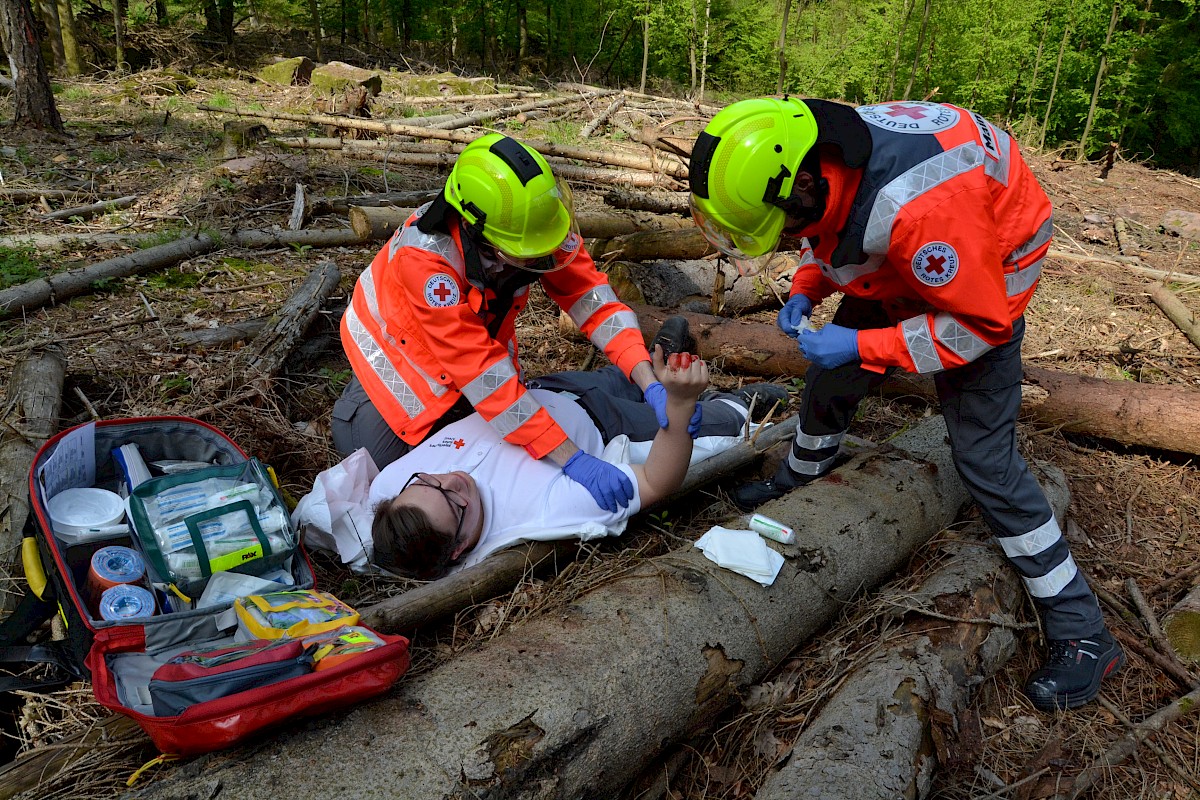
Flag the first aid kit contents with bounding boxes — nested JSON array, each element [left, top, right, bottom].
[[98, 583, 157, 621], [148, 638, 315, 717], [47, 487, 128, 544], [18, 417, 410, 757], [86, 545, 146, 610], [128, 458, 298, 595], [748, 514, 796, 545], [235, 591, 359, 639]]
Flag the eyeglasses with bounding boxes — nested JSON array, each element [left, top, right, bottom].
[[401, 472, 468, 545]]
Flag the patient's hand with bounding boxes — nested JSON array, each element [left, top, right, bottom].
[[657, 348, 709, 403]]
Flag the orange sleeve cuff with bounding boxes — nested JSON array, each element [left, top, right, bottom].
[[515, 409, 570, 460], [856, 326, 908, 372]]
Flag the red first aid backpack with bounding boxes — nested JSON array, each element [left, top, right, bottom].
[[0, 417, 409, 756]]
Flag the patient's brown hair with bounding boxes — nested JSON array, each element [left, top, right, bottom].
[[371, 501, 458, 580]]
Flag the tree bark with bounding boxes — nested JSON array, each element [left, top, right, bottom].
[[35, 0, 64, 75], [581, 93, 626, 138], [589, 227, 715, 261], [639, 0, 649, 94], [347, 206, 693, 242], [339, 149, 676, 188], [602, 189, 689, 215], [275, 132, 688, 178], [775, 0, 793, 94], [1078, 0, 1121, 161], [901, 0, 931, 100], [1147, 283, 1200, 353], [426, 91, 614, 131], [759, 471, 1068, 799], [53, 0, 80, 75], [601, 255, 801, 316], [0, 0, 64, 131], [112, 0, 126, 71], [1164, 584, 1200, 664], [175, 317, 269, 349], [131, 418, 970, 800], [39, 195, 138, 222], [0, 347, 66, 616], [628, 305, 1200, 457], [215, 261, 341, 397], [1040, 17, 1072, 150]]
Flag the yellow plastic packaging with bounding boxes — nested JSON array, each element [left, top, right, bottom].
[[234, 590, 359, 639]]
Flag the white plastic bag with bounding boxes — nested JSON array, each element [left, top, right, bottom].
[[292, 448, 379, 572]]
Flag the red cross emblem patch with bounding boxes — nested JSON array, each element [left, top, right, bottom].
[[858, 102, 959, 134], [911, 242, 959, 287], [423, 273, 461, 307]]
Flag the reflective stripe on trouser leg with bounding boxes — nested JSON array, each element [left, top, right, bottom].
[[935, 317, 1103, 640], [787, 427, 845, 476]]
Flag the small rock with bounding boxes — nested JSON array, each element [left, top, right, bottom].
[[1162, 209, 1200, 241]]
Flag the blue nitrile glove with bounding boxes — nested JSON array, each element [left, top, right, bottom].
[[644, 381, 704, 437], [777, 294, 815, 338], [798, 323, 860, 369], [562, 451, 635, 513]]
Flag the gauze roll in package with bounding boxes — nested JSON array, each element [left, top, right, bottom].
[[86, 546, 146, 613]]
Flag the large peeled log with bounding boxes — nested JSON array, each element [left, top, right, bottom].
[[132, 418, 970, 800]]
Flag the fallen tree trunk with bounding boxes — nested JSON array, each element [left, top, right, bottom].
[[757, 469, 1068, 800], [0, 188, 125, 204], [360, 418, 801, 633], [213, 261, 341, 397], [603, 188, 690, 215], [311, 189, 440, 216], [39, 194, 137, 222], [1164, 585, 1200, 664], [403, 91, 539, 104], [602, 256, 798, 316], [426, 91, 613, 130], [0, 713, 150, 800], [174, 318, 269, 349], [0, 231, 149, 251], [348, 205, 693, 242], [581, 93, 626, 138], [629, 305, 1200, 457], [1148, 283, 1200, 353], [134, 418, 969, 800], [590, 227, 714, 262], [277, 134, 689, 179], [0, 234, 218, 320], [0, 347, 66, 615]]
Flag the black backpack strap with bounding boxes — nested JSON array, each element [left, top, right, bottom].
[[0, 583, 57, 647], [0, 640, 85, 693]]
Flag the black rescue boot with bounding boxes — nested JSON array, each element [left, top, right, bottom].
[[734, 384, 791, 422], [1024, 627, 1124, 711], [651, 315, 697, 357], [731, 461, 809, 512]]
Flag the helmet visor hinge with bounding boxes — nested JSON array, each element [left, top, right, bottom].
[[461, 200, 488, 239], [762, 164, 793, 206]]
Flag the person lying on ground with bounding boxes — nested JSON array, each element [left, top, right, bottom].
[[368, 347, 785, 580]]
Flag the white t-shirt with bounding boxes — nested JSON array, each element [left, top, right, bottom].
[[368, 390, 640, 572]]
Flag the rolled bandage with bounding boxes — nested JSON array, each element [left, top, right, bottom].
[[749, 514, 796, 545], [98, 584, 156, 620]]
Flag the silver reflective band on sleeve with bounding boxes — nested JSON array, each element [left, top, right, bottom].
[[461, 359, 519, 406], [1005, 258, 1043, 296], [590, 310, 639, 351], [1008, 215, 1054, 262], [1023, 554, 1079, 599], [984, 130, 1012, 186], [358, 268, 448, 397], [933, 313, 993, 363], [864, 143, 985, 253], [825, 253, 885, 287], [902, 316, 945, 374], [568, 285, 620, 328], [788, 450, 837, 476], [396, 208, 465, 273], [795, 428, 845, 450], [489, 392, 543, 438], [344, 306, 426, 417], [997, 517, 1063, 558]]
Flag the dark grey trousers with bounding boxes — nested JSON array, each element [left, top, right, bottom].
[[788, 297, 1103, 640], [332, 367, 749, 471]]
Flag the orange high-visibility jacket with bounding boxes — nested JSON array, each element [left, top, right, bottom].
[[341, 203, 651, 459], [790, 101, 1054, 374]]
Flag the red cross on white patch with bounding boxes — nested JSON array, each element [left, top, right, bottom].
[[858, 101, 960, 134], [423, 273, 461, 307], [911, 242, 959, 287]]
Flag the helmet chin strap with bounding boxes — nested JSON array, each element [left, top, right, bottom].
[[774, 149, 828, 231]]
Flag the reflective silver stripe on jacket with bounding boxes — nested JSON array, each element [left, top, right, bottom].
[[1002, 214, 1053, 296], [984, 128, 1012, 185], [590, 310, 639, 351], [1024, 554, 1079, 599], [997, 517, 1063, 558], [489, 392, 542, 438], [357, 268, 448, 398], [567, 285, 620, 328], [864, 143, 987, 254], [933, 313, 993, 363], [461, 359, 519, 406], [901, 315, 944, 374], [820, 253, 886, 288], [795, 427, 845, 451], [389, 203, 466, 274], [344, 305, 426, 417], [789, 450, 837, 476]]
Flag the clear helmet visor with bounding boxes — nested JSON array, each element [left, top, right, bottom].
[[689, 196, 781, 277]]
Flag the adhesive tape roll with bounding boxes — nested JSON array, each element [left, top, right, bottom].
[[98, 584, 156, 621], [86, 546, 145, 611]]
